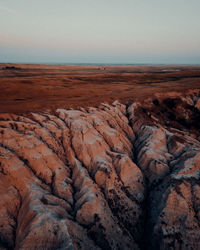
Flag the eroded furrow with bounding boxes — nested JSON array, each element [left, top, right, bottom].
[[127, 90, 200, 249], [0, 89, 200, 249]]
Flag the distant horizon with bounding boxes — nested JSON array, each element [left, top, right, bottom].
[[1, 61, 200, 66]]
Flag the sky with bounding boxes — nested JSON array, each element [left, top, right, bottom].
[[0, 0, 200, 64]]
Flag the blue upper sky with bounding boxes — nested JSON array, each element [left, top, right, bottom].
[[0, 0, 200, 64]]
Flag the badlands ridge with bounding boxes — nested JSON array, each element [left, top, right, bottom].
[[0, 89, 200, 249]]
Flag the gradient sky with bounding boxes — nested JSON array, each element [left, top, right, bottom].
[[0, 0, 200, 64]]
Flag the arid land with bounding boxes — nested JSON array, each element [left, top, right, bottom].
[[1, 64, 200, 113], [0, 64, 200, 249]]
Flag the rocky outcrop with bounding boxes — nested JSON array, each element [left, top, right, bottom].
[[0, 90, 200, 249]]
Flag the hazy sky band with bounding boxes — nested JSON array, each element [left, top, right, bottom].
[[0, 0, 200, 64]]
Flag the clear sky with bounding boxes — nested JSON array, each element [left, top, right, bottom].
[[0, 0, 200, 64]]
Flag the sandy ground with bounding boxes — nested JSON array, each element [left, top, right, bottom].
[[0, 64, 200, 113]]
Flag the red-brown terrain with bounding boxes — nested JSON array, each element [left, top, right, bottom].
[[1, 64, 200, 113], [0, 64, 200, 249]]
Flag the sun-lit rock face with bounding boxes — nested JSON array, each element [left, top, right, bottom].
[[0, 90, 200, 250]]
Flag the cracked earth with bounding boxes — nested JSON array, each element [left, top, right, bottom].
[[0, 89, 200, 249]]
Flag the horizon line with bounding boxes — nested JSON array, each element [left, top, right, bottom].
[[1, 62, 200, 66]]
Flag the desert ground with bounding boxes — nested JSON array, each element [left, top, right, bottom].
[[1, 63, 200, 113], [0, 64, 200, 249]]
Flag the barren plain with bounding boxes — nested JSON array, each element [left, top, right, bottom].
[[1, 64, 200, 113]]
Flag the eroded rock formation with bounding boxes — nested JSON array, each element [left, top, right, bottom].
[[0, 90, 200, 249]]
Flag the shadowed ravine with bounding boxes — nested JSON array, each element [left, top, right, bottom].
[[0, 89, 200, 249]]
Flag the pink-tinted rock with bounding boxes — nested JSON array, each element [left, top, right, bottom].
[[0, 90, 200, 249]]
